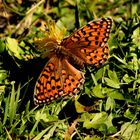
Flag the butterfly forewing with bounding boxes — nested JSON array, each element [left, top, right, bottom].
[[61, 17, 112, 67], [84, 44, 109, 67], [34, 56, 85, 105], [62, 17, 112, 49]]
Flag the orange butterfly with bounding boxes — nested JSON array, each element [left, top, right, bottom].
[[34, 17, 112, 105]]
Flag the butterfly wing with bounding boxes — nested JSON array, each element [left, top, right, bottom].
[[34, 56, 85, 105], [61, 17, 112, 67]]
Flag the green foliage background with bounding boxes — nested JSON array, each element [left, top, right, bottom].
[[0, 0, 140, 139]]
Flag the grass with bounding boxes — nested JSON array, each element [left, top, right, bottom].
[[0, 0, 140, 139]]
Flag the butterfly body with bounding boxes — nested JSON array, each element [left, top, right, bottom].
[[34, 17, 112, 105]]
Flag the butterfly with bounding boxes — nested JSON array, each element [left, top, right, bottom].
[[34, 17, 112, 105]]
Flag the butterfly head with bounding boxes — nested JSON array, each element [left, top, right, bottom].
[[34, 20, 68, 58]]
